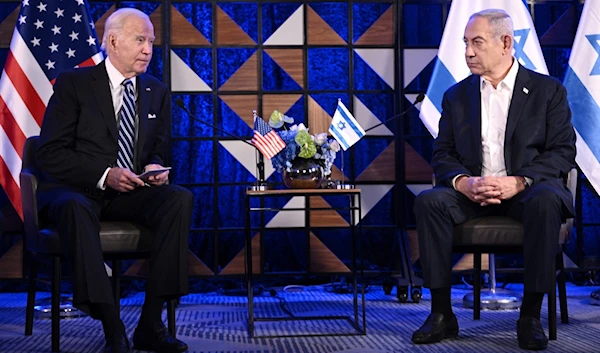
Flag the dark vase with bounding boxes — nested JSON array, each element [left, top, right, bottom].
[[282, 158, 325, 189]]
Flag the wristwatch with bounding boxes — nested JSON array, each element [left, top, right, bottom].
[[519, 176, 529, 188]]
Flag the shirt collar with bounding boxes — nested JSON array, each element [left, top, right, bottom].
[[480, 58, 519, 92], [105, 57, 137, 91]]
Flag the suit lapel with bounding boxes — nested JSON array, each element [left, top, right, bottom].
[[468, 75, 482, 165], [91, 61, 118, 141], [504, 67, 531, 170], [136, 74, 151, 169]]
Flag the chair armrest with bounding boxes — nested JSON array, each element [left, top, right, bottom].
[[560, 168, 578, 244], [20, 170, 40, 251]]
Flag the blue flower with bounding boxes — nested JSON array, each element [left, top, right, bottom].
[[268, 111, 338, 175]]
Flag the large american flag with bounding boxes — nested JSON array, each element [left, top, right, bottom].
[[251, 115, 285, 160], [0, 0, 103, 219]]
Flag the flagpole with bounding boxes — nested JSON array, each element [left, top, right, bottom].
[[250, 110, 269, 191], [333, 98, 355, 190]]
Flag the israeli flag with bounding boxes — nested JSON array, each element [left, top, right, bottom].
[[329, 100, 365, 151], [564, 0, 600, 194], [420, 0, 547, 138]]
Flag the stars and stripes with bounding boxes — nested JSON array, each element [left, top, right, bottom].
[[0, 0, 103, 219], [251, 113, 286, 160]]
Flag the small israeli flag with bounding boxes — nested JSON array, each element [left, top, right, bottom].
[[329, 100, 365, 150], [420, 0, 547, 138], [564, 0, 600, 194]]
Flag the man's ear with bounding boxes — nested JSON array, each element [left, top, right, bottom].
[[503, 35, 513, 52], [109, 34, 117, 50]]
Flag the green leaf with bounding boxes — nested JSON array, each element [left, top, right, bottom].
[[269, 110, 284, 128], [298, 143, 317, 158], [295, 130, 316, 158]]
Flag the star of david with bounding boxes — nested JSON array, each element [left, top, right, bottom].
[[513, 28, 536, 71], [586, 34, 600, 76], [337, 121, 346, 130]]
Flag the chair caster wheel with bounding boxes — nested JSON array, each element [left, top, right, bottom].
[[397, 285, 408, 303], [411, 286, 422, 303]]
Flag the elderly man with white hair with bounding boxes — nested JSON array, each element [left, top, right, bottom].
[[36, 8, 192, 353]]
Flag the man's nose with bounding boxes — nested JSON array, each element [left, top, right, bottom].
[[142, 41, 152, 54], [465, 45, 474, 57]]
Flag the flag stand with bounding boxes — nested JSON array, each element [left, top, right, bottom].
[[249, 150, 270, 191], [331, 98, 360, 190], [335, 152, 354, 189], [249, 110, 272, 191]]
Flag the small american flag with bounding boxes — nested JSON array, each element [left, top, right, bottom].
[[0, 0, 103, 219], [251, 114, 285, 160]]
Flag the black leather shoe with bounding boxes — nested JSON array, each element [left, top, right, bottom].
[[133, 322, 188, 353], [104, 332, 130, 353], [412, 313, 459, 344], [517, 317, 548, 350]]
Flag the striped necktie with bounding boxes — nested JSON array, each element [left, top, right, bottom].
[[117, 79, 136, 171]]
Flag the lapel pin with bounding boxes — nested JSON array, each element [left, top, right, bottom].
[[145, 87, 151, 92], [523, 87, 529, 95]]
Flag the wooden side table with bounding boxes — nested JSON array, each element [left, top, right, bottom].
[[244, 188, 366, 338]]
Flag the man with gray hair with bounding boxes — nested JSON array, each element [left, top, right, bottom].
[[36, 7, 192, 353], [412, 9, 575, 350]]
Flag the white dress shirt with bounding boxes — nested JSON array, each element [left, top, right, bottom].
[[479, 59, 519, 177], [452, 59, 531, 189]]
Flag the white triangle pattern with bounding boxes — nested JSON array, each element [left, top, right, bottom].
[[403, 49, 438, 89], [353, 184, 394, 225], [266, 196, 305, 228], [170, 50, 212, 92], [354, 48, 395, 89], [353, 95, 393, 136], [261, 184, 393, 227], [219, 141, 275, 180], [406, 184, 432, 196], [404, 94, 424, 112], [264, 4, 304, 46]]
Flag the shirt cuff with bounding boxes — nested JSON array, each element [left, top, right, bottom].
[[96, 167, 111, 190], [451, 174, 470, 190], [524, 176, 533, 187]]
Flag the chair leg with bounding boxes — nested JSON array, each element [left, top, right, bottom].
[[25, 258, 38, 336], [167, 300, 176, 337], [111, 260, 121, 315], [548, 256, 557, 341], [51, 257, 60, 352], [556, 252, 569, 324], [473, 252, 481, 320]]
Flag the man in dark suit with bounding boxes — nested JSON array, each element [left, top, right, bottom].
[[36, 8, 192, 353], [412, 9, 576, 351]]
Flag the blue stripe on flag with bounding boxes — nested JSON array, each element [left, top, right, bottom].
[[330, 127, 350, 150], [426, 58, 457, 113], [564, 66, 600, 159], [336, 105, 364, 137]]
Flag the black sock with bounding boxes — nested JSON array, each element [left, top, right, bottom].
[[520, 291, 544, 319], [139, 294, 164, 328], [431, 287, 453, 319], [91, 303, 122, 341]]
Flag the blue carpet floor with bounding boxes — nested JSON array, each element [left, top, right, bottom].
[[0, 282, 599, 352]]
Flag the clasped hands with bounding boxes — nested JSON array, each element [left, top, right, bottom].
[[106, 164, 170, 192], [456, 175, 526, 206]]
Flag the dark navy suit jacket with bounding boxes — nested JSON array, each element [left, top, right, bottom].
[[432, 66, 576, 215], [36, 61, 171, 210]]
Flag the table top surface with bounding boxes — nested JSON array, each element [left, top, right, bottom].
[[246, 188, 361, 196]]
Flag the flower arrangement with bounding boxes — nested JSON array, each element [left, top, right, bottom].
[[268, 110, 340, 175]]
